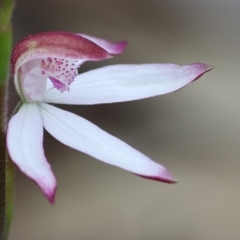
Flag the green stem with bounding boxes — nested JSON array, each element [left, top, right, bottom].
[[0, 0, 14, 86], [0, 0, 15, 239]]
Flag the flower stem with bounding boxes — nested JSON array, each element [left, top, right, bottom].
[[0, 0, 14, 85], [0, 0, 15, 239]]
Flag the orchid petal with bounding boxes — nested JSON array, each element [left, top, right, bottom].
[[44, 63, 212, 105], [39, 103, 176, 183], [78, 33, 127, 55], [7, 103, 57, 203]]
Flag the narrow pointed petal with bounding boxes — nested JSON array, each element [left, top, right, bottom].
[[79, 33, 127, 55], [44, 63, 212, 105], [39, 103, 176, 183], [7, 103, 57, 202]]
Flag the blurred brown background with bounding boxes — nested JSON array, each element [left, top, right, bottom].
[[8, 0, 240, 239]]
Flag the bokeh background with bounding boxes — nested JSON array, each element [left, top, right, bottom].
[[8, 0, 240, 239]]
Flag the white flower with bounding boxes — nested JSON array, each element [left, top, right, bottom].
[[7, 31, 212, 202]]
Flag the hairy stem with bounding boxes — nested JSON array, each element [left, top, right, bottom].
[[0, 0, 15, 239]]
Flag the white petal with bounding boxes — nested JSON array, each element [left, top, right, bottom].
[[39, 103, 175, 183], [44, 63, 212, 105], [7, 103, 57, 202], [22, 66, 47, 102]]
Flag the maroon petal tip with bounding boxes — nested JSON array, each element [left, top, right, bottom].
[[138, 174, 178, 184], [44, 185, 57, 204], [135, 168, 178, 184], [48, 194, 56, 204], [191, 63, 214, 82], [112, 40, 128, 55]]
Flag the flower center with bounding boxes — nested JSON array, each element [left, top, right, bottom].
[[41, 57, 79, 92], [18, 57, 80, 102]]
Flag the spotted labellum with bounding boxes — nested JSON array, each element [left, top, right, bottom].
[[7, 31, 212, 202]]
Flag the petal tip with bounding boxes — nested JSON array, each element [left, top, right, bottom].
[[136, 168, 177, 184], [190, 63, 214, 81], [194, 63, 214, 71], [112, 41, 128, 55], [44, 184, 57, 204]]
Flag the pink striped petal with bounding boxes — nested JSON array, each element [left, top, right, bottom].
[[44, 63, 212, 105], [7, 103, 57, 203], [39, 103, 176, 183], [79, 33, 127, 55]]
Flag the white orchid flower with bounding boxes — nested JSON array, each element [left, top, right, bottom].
[[7, 32, 212, 202]]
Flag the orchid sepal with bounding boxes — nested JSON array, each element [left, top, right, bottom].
[[44, 63, 213, 105]]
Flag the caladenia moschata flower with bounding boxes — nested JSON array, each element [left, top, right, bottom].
[[7, 31, 212, 203]]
